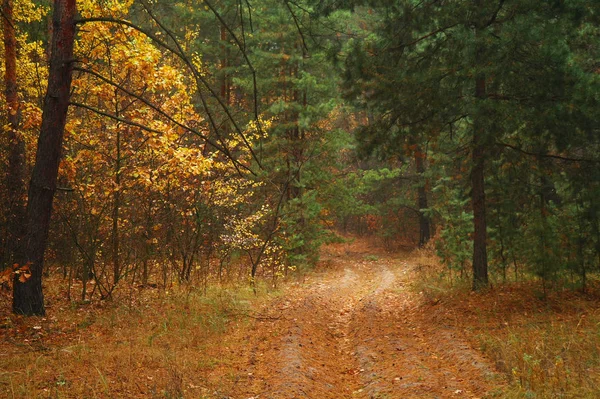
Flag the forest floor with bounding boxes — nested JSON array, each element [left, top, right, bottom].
[[203, 239, 505, 399], [2, 238, 599, 398]]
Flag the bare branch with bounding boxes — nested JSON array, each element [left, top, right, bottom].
[[77, 13, 262, 171], [203, 0, 264, 148], [404, 23, 459, 48], [497, 141, 600, 164], [244, 0, 254, 32], [139, 1, 263, 169], [70, 78, 251, 177], [486, 0, 506, 27], [284, 0, 309, 55]]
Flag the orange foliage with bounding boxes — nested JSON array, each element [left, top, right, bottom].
[[0, 262, 32, 287]]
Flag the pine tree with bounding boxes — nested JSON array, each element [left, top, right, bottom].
[[327, 0, 600, 289]]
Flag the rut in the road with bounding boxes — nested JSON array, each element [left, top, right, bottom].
[[224, 252, 502, 399], [348, 261, 498, 398], [255, 265, 368, 398]]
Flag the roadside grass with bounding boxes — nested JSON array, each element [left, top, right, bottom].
[[3, 240, 598, 399], [0, 276, 280, 399], [409, 248, 600, 398]]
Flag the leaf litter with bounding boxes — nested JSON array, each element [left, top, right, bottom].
[[1, 238, 509, 398]]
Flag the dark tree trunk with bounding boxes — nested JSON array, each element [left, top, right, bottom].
[[470, 4, 490, 290], [12, 0, 76, 315], [142, 196, 153, 286], [2, 0, 26, 265], [471, 73, 489, 290], [414, 149, 430, 247], [111, 102, 121, 286]]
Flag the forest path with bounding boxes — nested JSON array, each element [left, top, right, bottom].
[[210, 241, 503, 398]]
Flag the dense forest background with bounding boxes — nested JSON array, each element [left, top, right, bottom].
[[1, 0, 599, 315]]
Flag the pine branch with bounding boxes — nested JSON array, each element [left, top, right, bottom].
[[486, 0, 506, 27]]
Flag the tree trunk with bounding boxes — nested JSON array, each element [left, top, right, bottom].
[[471, 73, 489, 290], [2, 0, 26, 265], [414, 149, 430, 247], [111, 104, 122, 286], [12, 0, 76, 315], [142, 196, 153, 286]]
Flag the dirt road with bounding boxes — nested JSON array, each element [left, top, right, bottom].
[[209, 244, 503, 398]]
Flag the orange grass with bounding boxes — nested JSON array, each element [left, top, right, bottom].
[[0, 276, 277, 398], [410, 249, 600, 398], [2, 244, 599, 399]]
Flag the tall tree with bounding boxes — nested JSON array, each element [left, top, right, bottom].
[[248, 0, 345, 265], [414, 146, 430, 247], [13, 0, 76, 315], [470, 0, 489, 289]]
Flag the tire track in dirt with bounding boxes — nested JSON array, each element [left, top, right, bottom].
[[217, 247, 503, 398], [244, 264, 372, 398], [348, 259, 501, 399]]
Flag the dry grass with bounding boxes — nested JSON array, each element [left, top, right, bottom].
[[3, 242, 599, 399], [0, 276, 280, 399], [409, 248, 600, 399]]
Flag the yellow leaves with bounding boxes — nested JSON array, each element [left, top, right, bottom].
[[184, 30, 199, 44], [59, 157, 77, 182], [14, 0, 48, 23], [191, 53, 204, 73], [50, 2, 264, 259], [79, 0, 134, 19], [245, 116, 272, 142], [90, 207, 100, 217], [132, 169, 153, 186]]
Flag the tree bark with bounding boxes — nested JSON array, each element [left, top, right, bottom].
[[470, 1, 490, 290], [2, 0, 26, 265], [471, 73, 489, 290], [414, 149, 430, 247], [111, 97, 121, 286], [13, 0, 76, 315]]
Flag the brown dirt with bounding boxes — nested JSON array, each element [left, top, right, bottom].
[[202, 240, 505, 398]]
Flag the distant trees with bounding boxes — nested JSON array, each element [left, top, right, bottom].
[[3, 0, 599, 316], [324, 0, 600, 289]]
